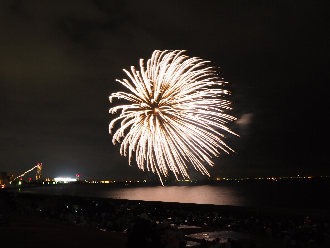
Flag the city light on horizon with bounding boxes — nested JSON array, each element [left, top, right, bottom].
[[54, 177, 77, 183]]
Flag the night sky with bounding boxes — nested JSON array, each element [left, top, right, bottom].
[[1, 0, 328, 181]]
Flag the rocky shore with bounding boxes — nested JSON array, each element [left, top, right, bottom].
[[1, 190, 329, 247]]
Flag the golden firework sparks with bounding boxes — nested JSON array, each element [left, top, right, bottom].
[[109, 50, 238, 185]]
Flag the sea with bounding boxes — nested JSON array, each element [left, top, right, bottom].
[[7, 178, 330, 211]]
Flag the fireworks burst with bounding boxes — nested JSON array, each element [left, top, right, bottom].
[[109, 50, 238, 185]]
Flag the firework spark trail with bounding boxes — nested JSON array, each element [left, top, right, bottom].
[[109, 50, 239, 185]]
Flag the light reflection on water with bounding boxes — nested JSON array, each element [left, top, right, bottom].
[[101, 185, 247, 206], [11, 184, 248, 206], [186, 240, 200, 247], [187, 230, 257, 242], [185, 230, 258, 247], [9, 179, 330, 212]]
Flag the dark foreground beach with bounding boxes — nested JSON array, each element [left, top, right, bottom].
[[1, 190, 329, 248]]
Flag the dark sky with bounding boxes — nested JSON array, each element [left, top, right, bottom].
[[0, 0, 329, 181]]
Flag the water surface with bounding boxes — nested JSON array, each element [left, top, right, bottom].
[[10, 179, 330, 210]]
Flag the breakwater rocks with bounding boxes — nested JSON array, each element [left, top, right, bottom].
[[2, 191, 330, 247]]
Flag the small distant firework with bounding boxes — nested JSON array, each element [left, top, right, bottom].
[[109, 50, 238, 185]]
